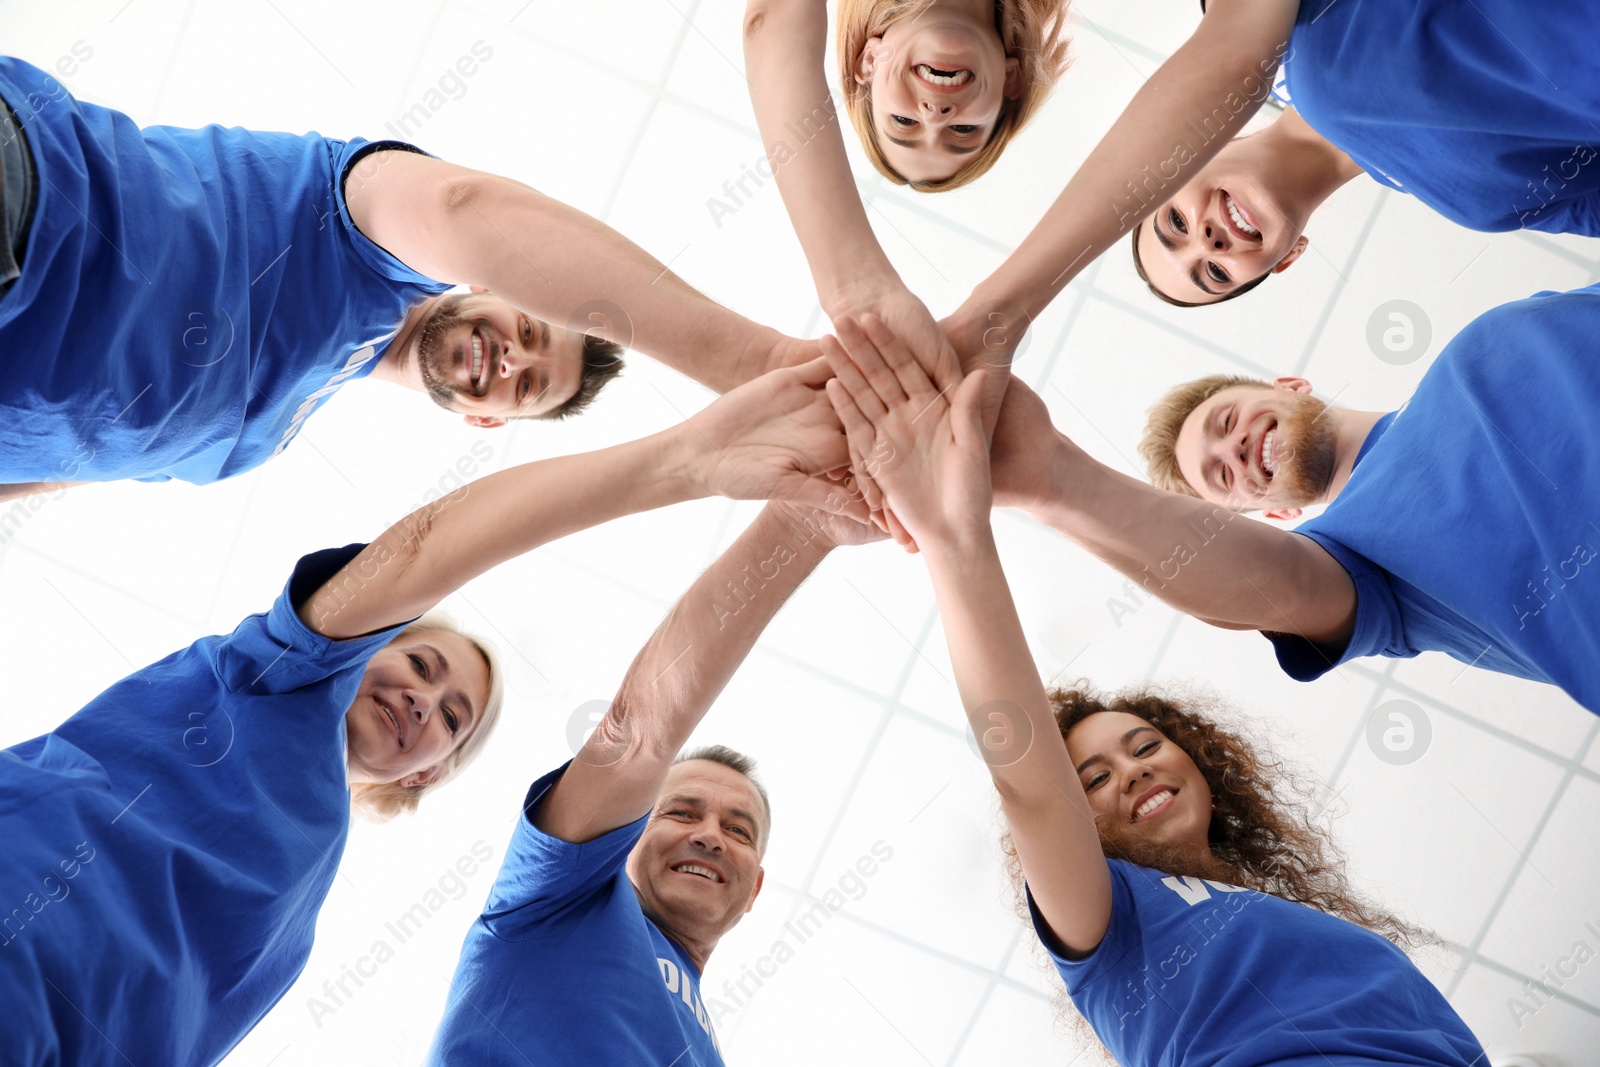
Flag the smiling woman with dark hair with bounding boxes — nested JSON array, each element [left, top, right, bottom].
[[819, 315, 1487, 1067], [0, 361, 855, 1067]]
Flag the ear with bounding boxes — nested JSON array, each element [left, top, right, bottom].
[[1271, 376, 1313, 395], [399, 764, 443, 789], [1003, 55, 1023, 100], [1272, 235, 1308, 274], [744, 866, 766, 914], [468, 284, 491, 295], [462, 414, 507, 429], [854, 37, 884, 85], [1263, 507, 1303, 522]]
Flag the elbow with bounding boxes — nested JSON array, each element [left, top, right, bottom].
[[743, 2, 774, 42]]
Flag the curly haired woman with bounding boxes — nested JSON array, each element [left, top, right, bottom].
[[819, 313, 1487, 1065]]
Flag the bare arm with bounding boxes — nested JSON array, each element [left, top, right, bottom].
[[343, 149, 787, 394], [537, 501, 876, 843], [299, 360, 854, 639], [949, 0, 1299, 339], [0, 481, 85, 505], [823, 319, 1112, 955], [742, 0, 898, 313], [989, 380, 1354, 643]]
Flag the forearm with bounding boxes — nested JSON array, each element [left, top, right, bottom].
[[302, 429, 699, 639], [1025, 433, 1354, 640], [610, 503, 831, 759], [743, 0, 900, 313], [920, 529, 1110, 951], [957, 1, 1296, 322], [539, 503, 834, 842]]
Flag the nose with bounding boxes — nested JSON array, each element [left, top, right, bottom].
[[497, 341, 529, 379], [690, 815, 726, 854], [1203, 216, 1231, 251], [405, 689, 434, 733], [917, 97, 954, 118]]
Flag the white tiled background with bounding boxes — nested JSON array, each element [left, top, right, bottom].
[[3, 2, 1598, 1064]]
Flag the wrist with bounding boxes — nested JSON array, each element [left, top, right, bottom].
[[921, 522, 997, 570], [820, 266, 904, 320]]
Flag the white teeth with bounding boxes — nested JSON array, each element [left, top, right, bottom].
[[1135, 791, 1174, 820], [1226, 193, 1260, 237], [1263, 429, 1277, 476], [674, 864, 719, 882], [914, 63, 971, 86], [379, 700, 401, 747], [470, 334, 483, 385]]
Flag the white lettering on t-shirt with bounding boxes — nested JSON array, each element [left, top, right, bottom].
[[657, 955, 721, 1053], [1158, 875, 1251, 906], [271, 333, 392, 458]]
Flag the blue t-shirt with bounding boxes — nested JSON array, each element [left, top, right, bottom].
[[0, 56, 450, 485], [428, 763, 724, 1066], [1270, 284, 1600, 713], [0, 544, 408, 1066], [1031, 859, 1484, 1066], [1285, 0, 1600, 234]]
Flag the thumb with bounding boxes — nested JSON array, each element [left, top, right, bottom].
[[950, 369, 990, 454]]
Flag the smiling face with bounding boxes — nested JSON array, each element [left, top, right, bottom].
[[1135, 138, 1309, 305], [1173, 380, 1338, 512], [1066, 711, 1213, 856], [345, 630, 491, 788], [626, 760, 766, 947], [855, 6, 1021, 183], [408, 292, 587, 425]]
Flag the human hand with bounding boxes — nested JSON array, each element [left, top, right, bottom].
[[822, 315, 992, 554], [939, 300, 1029, 434], [685, 358, 865, 519], [768, 498, 889, 551], [988, 379, 1063, 512]]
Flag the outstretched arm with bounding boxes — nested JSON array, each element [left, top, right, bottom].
[[344, 149, 792, 394], [987, 378, 1355, 644], [299, 360, 855, 639], [743, 1, 966, 384], [537, 501, 880, 843], [946, 0, 1299, 349], [823, 318, 1111, 955]]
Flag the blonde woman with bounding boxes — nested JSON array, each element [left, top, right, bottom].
[[0, 360, 852, 1066], [835, 0, 1070, 192]]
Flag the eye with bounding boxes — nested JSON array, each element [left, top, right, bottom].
[[443, 708, 460, 734], [1134, 740, 1160, 757], [408, 653, 429, 680], [522, 318, 532, 343], [1207, 262, 1231, 284], [891, 114, 916, 127], [519, 372, 531, 401], [729, 825, 752, 841], [1084, 771, 1108, 791], [1168, 207, 1187, 235], [951, 124, 979, 135]]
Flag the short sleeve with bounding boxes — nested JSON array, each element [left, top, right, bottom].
[[330, 138, 453, 292], [479, 762, 650, 938], [1263, 530, 1403, 682], [1521, 189, 1600, 237], [206, 543, 414, 695], [1025, 860, 1138, 992]]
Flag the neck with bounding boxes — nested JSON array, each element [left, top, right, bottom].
[[634, 884, 715, 974], [1322, 407, 1389, 503], [368, 296, 437, 388], [1257, 108, 1364, 220]]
